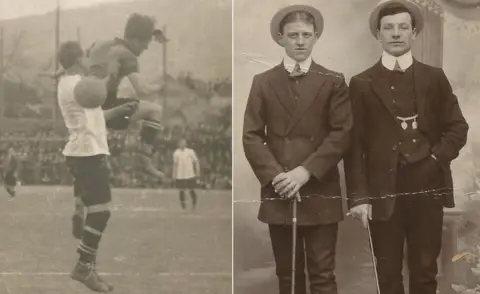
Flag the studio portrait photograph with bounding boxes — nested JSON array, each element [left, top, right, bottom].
[[233, 1, 480, 294]]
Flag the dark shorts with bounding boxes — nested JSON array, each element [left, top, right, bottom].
[[4, 171, 16, 186], [175, 178, 197, 190], [65, 155, 111, 206], [102, 96, 139, 130]]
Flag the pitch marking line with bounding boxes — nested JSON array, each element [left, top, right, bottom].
[[1, 207, 231, 218], [1, 206, 226, 213], [1, 213, 231, 220], [0, 277, 12, 294], [0, 272, 231, 277]]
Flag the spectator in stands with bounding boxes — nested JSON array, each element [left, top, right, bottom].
[[0, 124, 230, 189]]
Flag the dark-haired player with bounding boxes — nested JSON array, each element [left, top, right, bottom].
[[54, 13, 167, 142], [118, 76, 166, 182], [57, 13, 167, 245]]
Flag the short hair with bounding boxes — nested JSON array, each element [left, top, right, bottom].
[[57, 41, 84, 69], [377, 4, 416, 30], [124, 13, 156, 42], [279, 11, 317, 35]]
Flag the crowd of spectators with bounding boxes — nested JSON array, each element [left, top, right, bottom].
[[0, 124, 231, 189]]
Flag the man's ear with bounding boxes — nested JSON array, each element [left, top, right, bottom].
[[277, 32, 285, 45]]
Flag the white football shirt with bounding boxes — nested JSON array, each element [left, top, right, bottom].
[[57, 74, 109, 157], [173, 148, 198, 180]]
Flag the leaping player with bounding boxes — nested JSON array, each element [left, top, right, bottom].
[[52, 13, 166, 157], [118, 75, 166, 182], [52, 14, 168, 240]]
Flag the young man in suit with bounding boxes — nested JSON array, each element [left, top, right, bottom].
[[345, 1, 469, 294], [242, 5, 352, 294]]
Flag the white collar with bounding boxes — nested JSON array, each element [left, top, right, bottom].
[[381, 50, 413, 71], [283, 54, 312, 73]]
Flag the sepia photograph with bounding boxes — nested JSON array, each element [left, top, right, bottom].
[[234, 0, 480, 294], [0, 0, 231, 293]]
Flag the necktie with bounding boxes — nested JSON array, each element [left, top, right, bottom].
[[290, 63, 305, 77], [393, 60, 404, 72]]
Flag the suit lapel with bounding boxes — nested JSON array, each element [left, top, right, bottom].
[[370, 60, 398, 123], [412, 60, 429, 130], [285, 62, 327, 134], [269, 64, 296, 116], [369, 59, 431, 131]]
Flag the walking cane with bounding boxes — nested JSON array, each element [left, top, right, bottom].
[[366, 221, 381, 294], [291, 195, 298, 294]]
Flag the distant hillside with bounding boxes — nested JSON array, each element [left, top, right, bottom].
[[0, 0, 232, 80]]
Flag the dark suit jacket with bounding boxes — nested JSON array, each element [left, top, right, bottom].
[[242, 62, 353, 225], [344, 59, 469, 221]]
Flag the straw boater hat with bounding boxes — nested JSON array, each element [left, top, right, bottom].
[[270, 4, 324, 46], [369, 0, 424, 38]]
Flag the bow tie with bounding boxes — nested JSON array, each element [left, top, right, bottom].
[[289, 63, 306, 77]]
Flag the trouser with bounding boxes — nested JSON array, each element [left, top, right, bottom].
[[269, 223, 338, 294], [370, 156, 444, 294]]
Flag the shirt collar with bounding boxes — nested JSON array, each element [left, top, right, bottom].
[[283, 54, 312, 73], [381, 50, 413, 71]]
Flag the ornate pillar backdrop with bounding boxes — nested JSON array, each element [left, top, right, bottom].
[[411, 0, 445, 67]]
